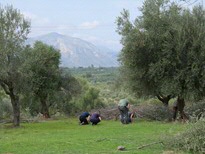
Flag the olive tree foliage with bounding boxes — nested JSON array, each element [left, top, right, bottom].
[[48, 69, 83, 115], [116, 0, 205, 104], [0, 5, 30, 126], [66, 77, 104, 113], [22, 41, 61, 118]]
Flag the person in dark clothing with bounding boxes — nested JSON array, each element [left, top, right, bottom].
[[90, 112, 101, 125], [118, 98, 130, 124], [79, 112, 91, 125], [120, 111, 134, 123], [128, 112, 134, 123]]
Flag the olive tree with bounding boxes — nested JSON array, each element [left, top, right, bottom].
[[116, 0, 205, 105], [0, 5, 30, 126], [22, 41, 61, 118]]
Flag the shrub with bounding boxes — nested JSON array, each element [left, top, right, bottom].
[[134, 104, 173, 121], [0, 98, 12, 120], [163, 120, 205, 154], [186, 100, 205, 122]]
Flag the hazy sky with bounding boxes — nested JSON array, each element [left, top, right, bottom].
[[1, 0, 144, 51], [1, 0, 204, 51]]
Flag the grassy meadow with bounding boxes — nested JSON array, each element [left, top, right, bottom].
[[0, 118, 187, 154]]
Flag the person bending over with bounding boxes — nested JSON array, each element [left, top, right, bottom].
[[79, 112, 91, 125], [128, 112, 134, 123], [118, 98, 130, 124], [90, 112, 101, 125]]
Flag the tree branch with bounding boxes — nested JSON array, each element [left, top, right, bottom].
[[137, 141, 163, 149], [156, 95, 163, 102], [0, 80, 10, 95]]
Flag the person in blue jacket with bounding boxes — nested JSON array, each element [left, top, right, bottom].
[[79, 112, 91, 125]]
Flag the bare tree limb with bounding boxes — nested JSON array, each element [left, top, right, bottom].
[[137, 141, 163, 149]]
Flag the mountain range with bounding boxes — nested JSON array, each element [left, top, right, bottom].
[[27, 32, 119, 68]]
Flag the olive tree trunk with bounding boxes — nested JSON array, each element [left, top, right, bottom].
[[10, 94, 20, 127], [40, 98, 50, 118]]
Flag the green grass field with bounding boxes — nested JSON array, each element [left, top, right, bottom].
[[0, 119, 187, 154]]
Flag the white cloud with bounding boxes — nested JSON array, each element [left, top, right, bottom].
[[83, 36, 99, 42], [22, 12, 49, 25], [22, 12, 37, 20], [22, 12, 75, 37], [79, 21, 100, 29], [56, 25, 69, 30]]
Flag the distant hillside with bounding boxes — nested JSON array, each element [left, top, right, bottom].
[[27, 32, 119, 68]]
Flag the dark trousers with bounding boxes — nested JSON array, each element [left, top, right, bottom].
[[90, 118, 100, 125], [118, 106, 129, 124]]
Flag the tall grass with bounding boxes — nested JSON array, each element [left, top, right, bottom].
[[0, 119, 186, 154]]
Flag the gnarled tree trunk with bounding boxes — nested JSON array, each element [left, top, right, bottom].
[[156, 95, 172, 106], [10, 94, 20, 127], [40, 97, 50, 118], [173, 96, 188, 121], [156, 94, 173, 121], [1, 81, 20, 127]]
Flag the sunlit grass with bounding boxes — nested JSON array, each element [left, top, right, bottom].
[[0, 119, 187, 154]]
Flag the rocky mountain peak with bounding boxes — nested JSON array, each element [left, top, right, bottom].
[[27, 33, 119, 68]]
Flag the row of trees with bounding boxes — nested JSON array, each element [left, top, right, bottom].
[[0, 4, 63, 126], [116, 0, 205, 106], [0, 5, 104, 127]]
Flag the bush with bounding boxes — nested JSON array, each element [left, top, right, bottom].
[[186, 100, 205, 122], [80, 87, 104, 111], [0, 98, 12, 120], [163, 120, 205, 154], [134, 104, 173, 121]]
